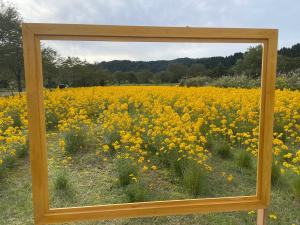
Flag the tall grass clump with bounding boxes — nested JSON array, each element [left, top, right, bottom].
[[116, 158, 139, 187], [236, 150, 252, 169], [62, 124, 93, 155], [292, 176, 300, 200], [214, 141, 232, 159], [271, 163, 281, 186], [54, 170, 70, 191], [182, 161, 207, 196], [125, 181, 150, 202]]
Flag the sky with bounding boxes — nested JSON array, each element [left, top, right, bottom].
[[8, 0, 300, 62]]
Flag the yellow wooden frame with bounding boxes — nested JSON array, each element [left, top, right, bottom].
[[22, 23, 278, 225]]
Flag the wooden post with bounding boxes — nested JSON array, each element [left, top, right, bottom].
[[257, 209, 267, 225]]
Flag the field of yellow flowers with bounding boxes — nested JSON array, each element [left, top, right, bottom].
[[1, 86, 299, 177], [0, 86, 300, 224]]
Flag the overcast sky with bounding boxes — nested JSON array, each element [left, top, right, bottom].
[[9, 0, 300, 62]]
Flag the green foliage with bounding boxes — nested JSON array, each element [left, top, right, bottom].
[[292, 176, 300, 200], [278, 43, 300, 57], [271, 163, 281, 186], [275, 73, 300, 90], [125, 182, 150, 202], [63, 125, 91, 155], [180, 76, 212, 87], [116, 158, 138, 187], [236, 150, 252, 169], [212, 75, 260, 88], [181, 73, 300, 90], [172, 158, 187, 178], [54, 170, 70, 191], [0, 165, 4, 178], [232, 46, 263, 78], [214, 141, 232, 159], [182, 161, 207, 196], [0, 2, 24, 92]]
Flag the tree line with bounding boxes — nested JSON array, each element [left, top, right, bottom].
[[1, 2, 300, 91]]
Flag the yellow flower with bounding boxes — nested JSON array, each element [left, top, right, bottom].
[[248, 210, 255, 215], [227, 174, 233, 183], [269, 214, 277, 220], [151, 165, 157, 171], [142, 165, 148, 172], [283, 153, 293, 159], [103, 145, 109, 152], [59, 139, 65, 148]]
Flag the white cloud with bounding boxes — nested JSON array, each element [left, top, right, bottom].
[[9, 0, 300, 62]]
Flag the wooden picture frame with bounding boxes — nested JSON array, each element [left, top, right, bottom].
[[22, 23, 278, 225]]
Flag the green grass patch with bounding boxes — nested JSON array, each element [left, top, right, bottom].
[[116, 158, 139, 187], [125, 181, 151, 203], [236, 150, 252, 169], [182, 161, 208, 196]]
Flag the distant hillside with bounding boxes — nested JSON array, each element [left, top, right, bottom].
[[98, 53, 244, 74]]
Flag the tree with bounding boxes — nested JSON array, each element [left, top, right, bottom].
[[42, 47, 62, 88], [167, 63, 188, 82], [135, 70, 153, 83], [0, 2, 23, 92], [232, 46, 262, 78], [189, 63, 206, 77], [59, 56, 87, 86], [279, 43, 300, 57]]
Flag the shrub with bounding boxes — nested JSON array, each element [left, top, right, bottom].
[[276, 73, 300, 90], [292, 176, 300, 200], [212, 75, 260, 89], [116, 158, 138, 187], [236, 150, 252, 169], [271, 163, 281, 186], [54, 170, 70, 191], [181, 76, 212, 87], [183, 161, 207, 196], [126, 182, 150, 202]]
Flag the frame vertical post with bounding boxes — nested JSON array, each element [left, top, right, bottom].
[[257, 209, 267, 225], [22, 25, 49, 225]]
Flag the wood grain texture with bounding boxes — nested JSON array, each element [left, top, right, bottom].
[[22, 25, 49, 225], [42, 197, 262, 224], [257, 209, 267, 225], [21, 23, 278, 224], [25, 23, 277, 41], [258, 33, 278, 206]]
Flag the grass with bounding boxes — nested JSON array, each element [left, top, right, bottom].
[[271, 163, 281, 186], [214, 142, 232, 159], [182, 161, 208, 196], [63, 125, 91, 155], [115, 158, 139, 187], [125, 182, 151, 202], [53, 169, 70, 191], [235, 150, 253, 169], [292, 176, 300, 200], [0, 134, 299, 224]]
